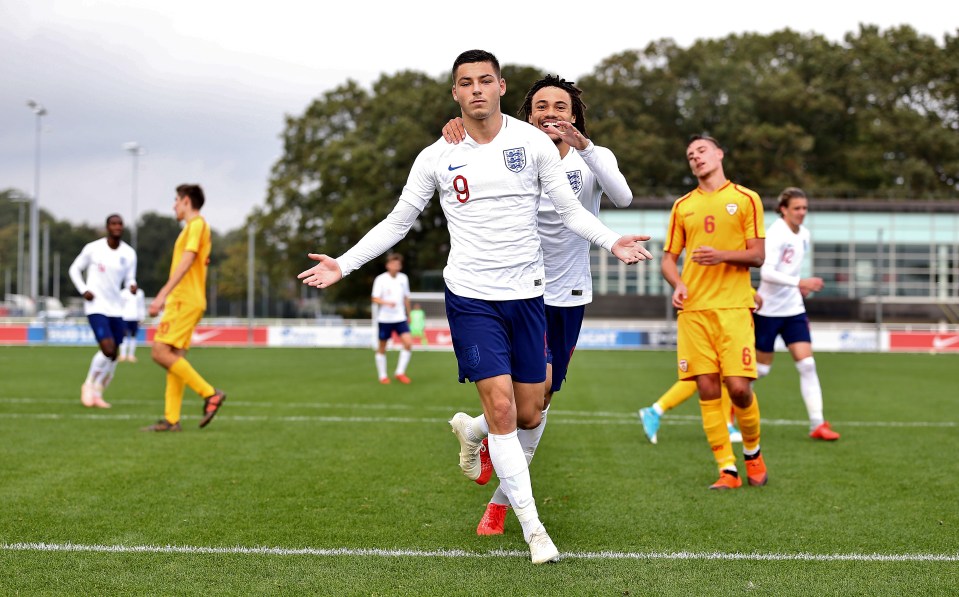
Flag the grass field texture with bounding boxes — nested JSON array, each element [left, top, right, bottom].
[[1, 346, 957, 595]]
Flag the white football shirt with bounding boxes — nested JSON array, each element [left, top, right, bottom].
[[68, 238, 138, 317], [371, 271, 410, 323], [121, 287, 146, 322], [756, 218, 811, 317], [539, 143, 632, 306]]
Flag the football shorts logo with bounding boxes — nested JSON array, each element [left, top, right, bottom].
[[726, 203, 738, 215], [679, 359, 688, 373], [464, 344, 481, 368], [566, 170, 583, 193], [503, 147, 527, 173]]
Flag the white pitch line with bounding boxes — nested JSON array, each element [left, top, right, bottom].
[[1, 398, 954, 428], [0, 410, 954, 428], [2, 542, 957, 563]]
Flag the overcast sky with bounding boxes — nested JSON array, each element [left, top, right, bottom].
[[1, 0, 955, 233]]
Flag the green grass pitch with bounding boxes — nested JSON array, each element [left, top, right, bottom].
[[1, 346, 957, 595]]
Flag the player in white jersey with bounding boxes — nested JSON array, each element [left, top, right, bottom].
[[442, 74, 633, 535], [119, 287, 146, 362], [754, 187, 839, 440], [371, 253, 413, 384], [68, 214, 138, 408], [299, 50, 653, 565]]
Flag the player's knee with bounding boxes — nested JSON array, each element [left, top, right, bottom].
[[517, 408, 542, 430], [757, 362, 772, 378], [795, 356, 816, 374]]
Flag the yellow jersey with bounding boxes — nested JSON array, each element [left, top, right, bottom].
[[664, 181, 764, 311], [168, 215, 211, 309]]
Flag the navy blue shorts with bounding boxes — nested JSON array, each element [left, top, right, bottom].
[[123, 320, 139, 336], [753, 312, 812, 352], [444, 287, 547, 384], [87, 314, 126, 346], [378, 320, 410, 341], [545, 304, 585, 394]]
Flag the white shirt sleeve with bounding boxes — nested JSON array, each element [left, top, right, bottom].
[[578, 142, 632, 207], [760, 228, 800, 286], [68, 245, 92, 295], [335, 200, 421, 277], [539, 140, 620, 252]]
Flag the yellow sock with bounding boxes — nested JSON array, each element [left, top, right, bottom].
[[720, 385, 734, 426], [699, 398, 736, 471], [656, 380, 698, 413], [169, 358, 215, 399], [734, 392, 762, 453], [164, 370, 186, 424]]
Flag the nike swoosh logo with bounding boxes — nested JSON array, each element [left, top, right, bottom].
[[448, 164, 467, 171], [932, 335, 959, 349], [191, 329, 222, 343]]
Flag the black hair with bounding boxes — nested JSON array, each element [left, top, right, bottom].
[[451, 49, 501, 82], [519, 75, 588, 137]]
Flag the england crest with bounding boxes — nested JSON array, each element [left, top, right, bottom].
[[464, 344, 481, 368], [503, 147, 527, 173], [726, 203, 738, 215], [566, 170, 583, 193]]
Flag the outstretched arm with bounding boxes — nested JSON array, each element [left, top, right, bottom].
[[298, 200, 421, 288]]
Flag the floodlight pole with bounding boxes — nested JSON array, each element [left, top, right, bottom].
[[26, 99, 46, 305], [123, 142, 145, 250]]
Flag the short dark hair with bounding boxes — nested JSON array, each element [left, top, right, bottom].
[[687, 134, 723, 150], [777, 187, 807, 214], [386, 253, 403, 263], [519, 75, 588, 137], [451, 49, 501, 82], [176, 184, 205, 210], [106, 213, 123, 227]]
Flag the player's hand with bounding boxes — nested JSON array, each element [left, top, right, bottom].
[[550, 121, 590, 151], [442, 117, 467, 144], [799, 277, 824, 297], [690, 245, 724, 265], [611, 235, 653, 265], [148, 295, 164, 317], [672, 283, 688, 309], [753, 292, 764, 311], [298, 254, 343, 288], [82, 291, 94, 301]]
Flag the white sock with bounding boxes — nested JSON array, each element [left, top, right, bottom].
[[492, 409, 547, 506], [100, 359, 118, 390], [757, 362, 771, 378], [796, 357, 824, 429], [488, 431, 540, 541], [375, 353, 387, 380], [468, 413, 489, 442], [87, 351, 112, 385], [395, 349, 411, 375], [126, 337, 137, 357], [652, 403, 664, 415]]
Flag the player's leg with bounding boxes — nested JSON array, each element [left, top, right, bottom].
[[680, 311, 739, 488], [375, 325, 390, 383], [639, 380, 697, 444], [125, 321, 139, 362], [719, 309, 766, 486], [151, 305, 224, 428], [783, 314, 839, 440], [720, 384, 742, 443], [394, 325, 413, 384]]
